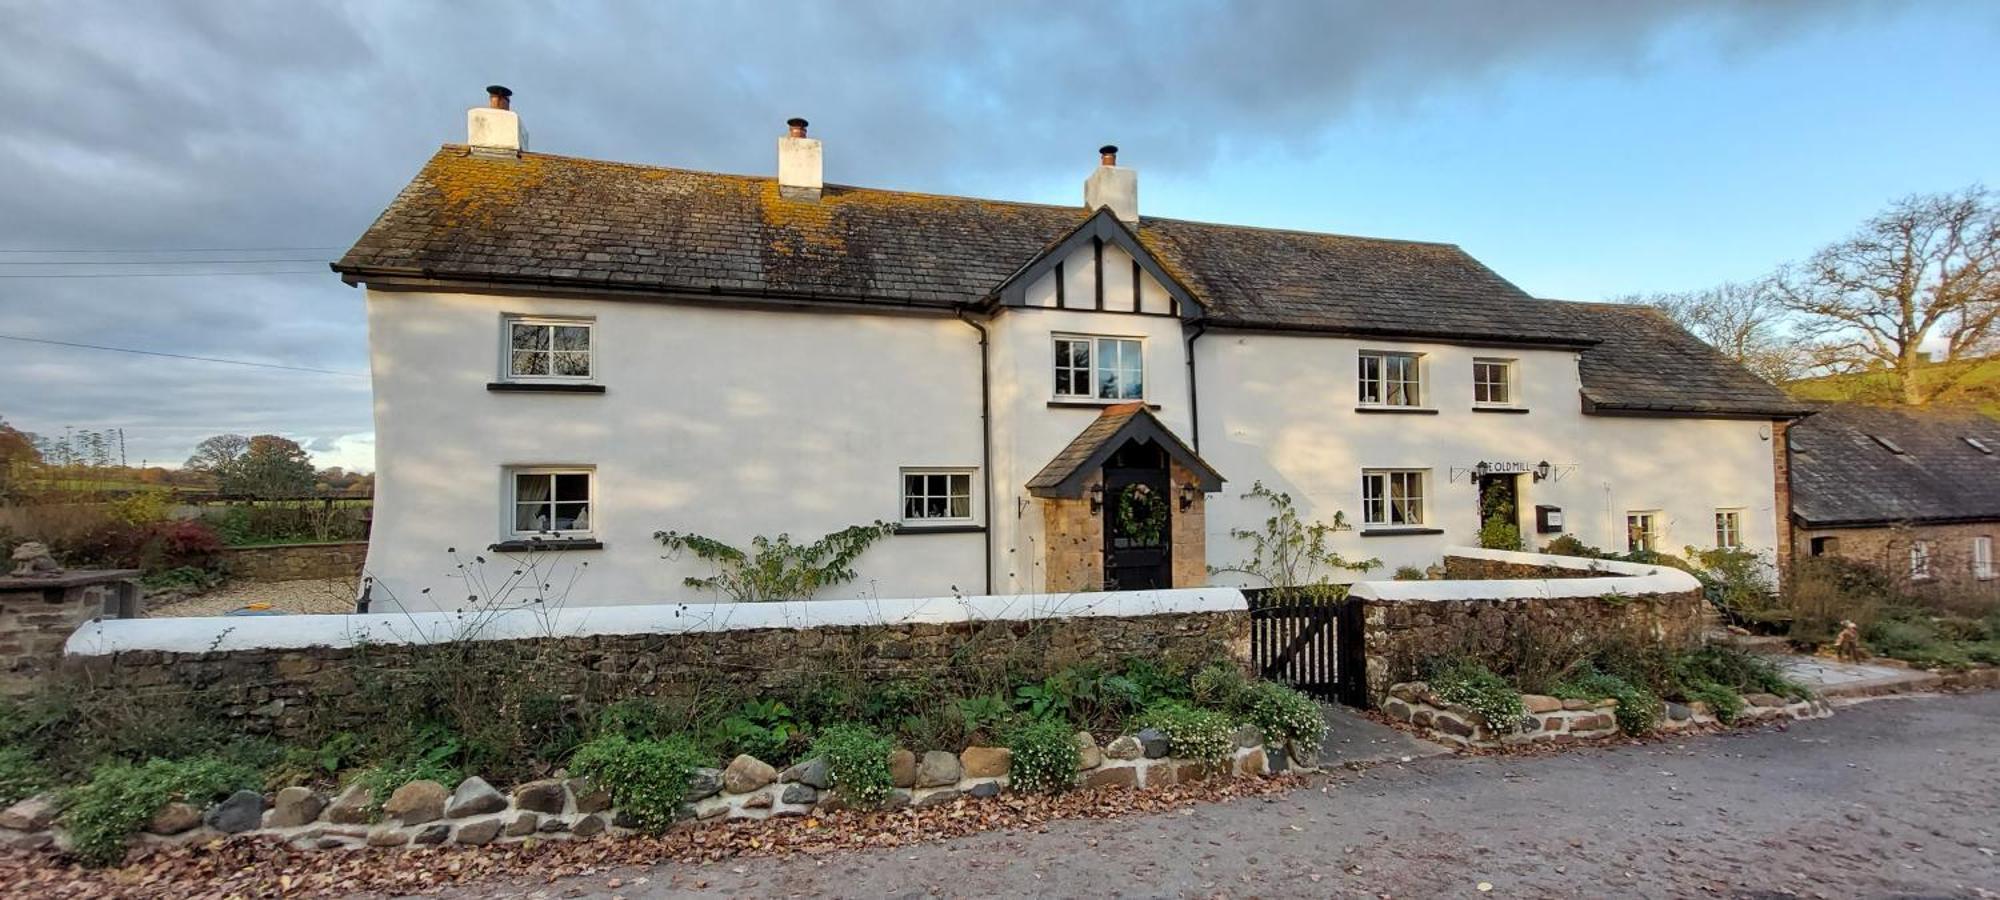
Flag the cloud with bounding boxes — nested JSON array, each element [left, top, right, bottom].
[[0, 0, 1897, 471]]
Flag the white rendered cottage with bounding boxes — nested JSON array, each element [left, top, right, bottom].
[[334, 89, 1806, 612]]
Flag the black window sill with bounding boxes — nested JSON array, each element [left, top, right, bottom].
[[1359, 527, 1445, 537], [487, 382, 606, 394], [1354, 406, 1439, 415], [1048, 400, 1162, 410], [1472, 406, 1531, 414], [488, 539, 604, 552], [894, 524, 987, 535]]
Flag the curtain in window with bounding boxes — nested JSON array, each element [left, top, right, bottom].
[[515, 473, 553, 532]]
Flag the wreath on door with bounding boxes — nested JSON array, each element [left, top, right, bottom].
[[1116, 483, 1169, 546]]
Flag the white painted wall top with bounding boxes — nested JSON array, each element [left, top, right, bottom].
[[1347, 546, 1702, 602]]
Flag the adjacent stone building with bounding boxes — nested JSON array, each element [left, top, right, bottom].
[[1788, 403, 2000, 594]]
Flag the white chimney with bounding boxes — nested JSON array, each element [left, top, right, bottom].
[[778, 117, 822, 200], [1084, 145, 1137, 224], [467, 85, 525, 156]]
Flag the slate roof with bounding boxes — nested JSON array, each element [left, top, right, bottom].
[[1788, 403, 2000, 527], [1026, 404, 1224, 498], [1552, 301, 1808, 418], [335, 146, 1796, 417]]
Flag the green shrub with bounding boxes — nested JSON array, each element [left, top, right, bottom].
[[954, 694, 1013, 743], [706, 698, 799, 764], [1670, 644, 1806, 700], [595, 696, 686, 742], [350, 722, 465, 813], [1243, 681, 1324, 758], [568, 733, 705, 833], [1190, 664, 1252, 712], [63, 756, 256, 867], [1003, 718, 1079, 794], [0, 746, 49, 807], [810, 724, 894, 807], [1553, 670, 1658, 736], [1392, 566, 1428, 581], [1424, 659, 1525, 731], [1136, 702, 1235, 764], [1685, 682, 1746, 725]]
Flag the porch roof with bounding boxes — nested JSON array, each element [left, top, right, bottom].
[[1026, 403, 1225, 498]]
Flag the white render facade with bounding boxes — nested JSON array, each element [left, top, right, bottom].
[[342, 98, 1800, 612]]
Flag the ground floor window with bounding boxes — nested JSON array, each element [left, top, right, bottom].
[[1909, 540, 1932, 580], [510, 467, 593, 536], [901, 469, 974, 523], [1361, 469, 1427, 526], [1714, 509, 1742, 549], [1810, 535, 1838, 557], [1976, 536, 1995, 581], [1626, 511, 1661, 554]]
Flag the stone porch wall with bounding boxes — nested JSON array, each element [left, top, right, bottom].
[[222, 541, 368, 582], [1041, 463, 1209, 593]]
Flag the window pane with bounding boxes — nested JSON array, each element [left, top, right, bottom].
[[511, 350, 548, 376], [515, 473, 553, 502], [553, 502, 589, 530], [1056, 368, 1075, 395], [553, 325, 590, 351], [553, 351, 591, 376], [948, 474, 971, 498], [515, 502, 549, 532], [948, 495, 971, 518], [511, 323, 549, 351], [555, 473, 591, 502], [925, 496, 947, 518]]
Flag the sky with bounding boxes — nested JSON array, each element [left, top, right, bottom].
[[1, 0, 1996, 473]]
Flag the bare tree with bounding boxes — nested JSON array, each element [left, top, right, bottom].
[[1772, 185, 2000, 405], [1621, 280, 1805, 384]]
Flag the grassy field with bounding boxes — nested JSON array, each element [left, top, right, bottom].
[[1785, 357, 2000, 418]]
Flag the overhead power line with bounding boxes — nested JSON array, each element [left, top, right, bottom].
[[0, 333, 367, 377], [0, 257, 328, 266], [0, 270, 327, 279]]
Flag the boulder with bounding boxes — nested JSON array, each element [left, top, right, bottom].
[[1521, 694, 1562, 714], [1104, 735, 1144, 760], [1664, 701, 1693, 722], [366, 824, 408, 847], [0, 794, 60, 832], [204, 790, 264, 834], [571, 814, 605, 837], [565, 778, 611, 814], [1082, 766, 1137, 789], [1075, 732, 1103, 770], [1135, 728, 1171, 759], [685, 768, 725, 802], [882, 789, 913, 810], [967, 781, 1001, 798], [412, 823, 451, 845], [503, 812, 540, 837], [326, 784, 372, 825], [742, 791, 773, 810], [447, 776, 508, 818], [912, 789, 960, 808], [267, 786, 326, 828], [780, 783, 818, 805], [538, 817, 570, 833], [383, 780, 448, 825], [1235, 747, 1269, 776], [889, 749, 918, 788], [1746, 692, 1787, 708], [916, 750, 961, 787], [455, 817, 503, 845], [146, 802, 202, 836], [960, 746, 1011, 778], [779, 757, 830, 790], [1, 831, 51, 852], [722, 755, 777, 794], [512, 778, 568, 814], [1232, 724, 1264, 748]]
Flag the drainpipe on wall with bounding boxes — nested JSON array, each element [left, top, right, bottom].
[[1184, 322, 1208, 452], [956, 309, 996, 595]]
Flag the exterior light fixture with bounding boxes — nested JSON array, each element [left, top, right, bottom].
[[1179, 482, 1199, 511], [1533, 460, 1553, 482], [1089, 482, 1105, 513], [1471, 461, 1490, 478]]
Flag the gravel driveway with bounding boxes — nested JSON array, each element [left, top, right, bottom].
[[504, 692, 1999, 899], [145, 577, 358, 617]]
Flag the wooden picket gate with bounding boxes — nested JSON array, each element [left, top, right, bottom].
[[1244, 589, 1368, 707]]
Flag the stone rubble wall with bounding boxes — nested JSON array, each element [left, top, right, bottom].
[[221, 541, 368, 583], [1380, 681, 1832, 748], [0, 571, 139, 696], [0, 731, 1288, 855]]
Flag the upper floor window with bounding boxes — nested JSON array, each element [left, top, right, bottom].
[[1054, 335, 1143, 401], [507, 316, 593, 380], [510, 467, 593, 537], [1473, 358, 1515, 406], [1361, 469, 1427, 527], [1626, 511, 1661, 554], [902, 468, 974, 524], [1358, 351, 1422, 407], [1714, 509, 1742, 549]]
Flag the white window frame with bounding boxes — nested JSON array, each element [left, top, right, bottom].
[[1626, 511, 1661, 554], [503, 315, 596, 382], [1361, 469, 1428, 527], [1472, 357, 1516, 407], [1052, 334, 1145, 402], [1909, 540, 1932, 581], [1358, 350, 1424, 407], [1714, 509, 1743, 549], [899, 468, 976, 525], [506, 466, 596, 539]]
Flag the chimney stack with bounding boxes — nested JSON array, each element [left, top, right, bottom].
[[778, 117, 822, 200], [1084, 144, 1137, 224], [468, 84, 526, 156]]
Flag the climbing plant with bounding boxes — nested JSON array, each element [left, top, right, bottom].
[[1210, 481, 1377, 602], [655, 522, 899, 602]]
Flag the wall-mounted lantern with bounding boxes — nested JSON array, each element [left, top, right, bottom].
[[1089, 482, 1105, 513], [1178, 482, 1199, 511], [1533, 460, 1553, 482]]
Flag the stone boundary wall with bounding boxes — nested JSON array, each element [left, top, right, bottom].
[[0, 570, 139, 696], [1348, 547, 1707, 705], [1379, 681, 1830, 748], [0, 729, 1287, 855], [1441, 555, 1609, 580], [61, 589, 1250, 739], [221, 541, 368, 582]]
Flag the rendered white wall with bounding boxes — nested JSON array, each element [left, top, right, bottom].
[[364, 290, 984, 612]]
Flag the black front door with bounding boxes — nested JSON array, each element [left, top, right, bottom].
[[1103, 440, 1173, 590]]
